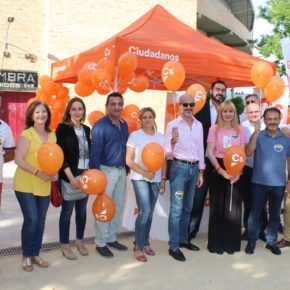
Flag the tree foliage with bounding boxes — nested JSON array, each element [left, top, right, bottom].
[[255, 0, 290, 75]]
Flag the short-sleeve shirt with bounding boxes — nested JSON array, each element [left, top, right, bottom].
[[13, 127, 56, 196], [252, 130, 290, 186], [0, 120, 15, 182], [127, 129, 164, 182], [207, 124, 246, 158]]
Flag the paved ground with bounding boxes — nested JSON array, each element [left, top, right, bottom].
[[1, 162, 290, 290]]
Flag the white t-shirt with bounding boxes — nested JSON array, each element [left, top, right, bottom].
[[0, 120, 15, 182], [74, 127, 89, 169], [127, 129, 164, 182]]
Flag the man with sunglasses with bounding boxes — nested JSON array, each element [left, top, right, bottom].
[[164, 93, 205, 261], [189, 80, 227, 241]]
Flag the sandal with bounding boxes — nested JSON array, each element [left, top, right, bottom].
[[75, 240, 88, 256], [31, 256, 49, 268], [144, 246, 155, 256], [22, 257, 33, 272], [133, 246, 147, 262]]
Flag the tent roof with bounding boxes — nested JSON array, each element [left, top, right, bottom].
[[51, 4, 275, 89]]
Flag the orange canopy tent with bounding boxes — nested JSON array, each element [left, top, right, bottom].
[[51, 4, 274, 90]]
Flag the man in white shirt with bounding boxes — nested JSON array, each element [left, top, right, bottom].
[[0, 96, 15, 206]]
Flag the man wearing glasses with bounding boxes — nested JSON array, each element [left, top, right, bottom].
[[189, 80, 227, 241], [164, 93, 205, 261]]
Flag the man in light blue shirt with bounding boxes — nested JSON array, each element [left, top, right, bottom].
[[245, 107, 290, 255]]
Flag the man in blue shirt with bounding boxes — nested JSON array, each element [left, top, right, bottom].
[[89, 92, 129, 258], [245, 107, 290, 255]]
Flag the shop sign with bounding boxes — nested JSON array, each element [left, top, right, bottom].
[[0, 70, 38, 92]]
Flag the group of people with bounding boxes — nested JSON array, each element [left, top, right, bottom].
[[1, 80, 289, 271]]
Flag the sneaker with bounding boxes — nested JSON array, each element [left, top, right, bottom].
[[245, 242, 255, 255], [169, 248, 186, 261], [96, 246, 114, 258], [107, 241, 128, 251], [265, 244, 281, 255]]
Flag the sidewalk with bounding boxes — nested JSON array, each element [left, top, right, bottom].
[[1, 162, 290, 290]]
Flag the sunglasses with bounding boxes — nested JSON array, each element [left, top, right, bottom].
[[246, 99, 257, 105], [181, 102, 195, 107]]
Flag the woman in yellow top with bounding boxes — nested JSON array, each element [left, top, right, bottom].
[[14, 101, 57, 272]]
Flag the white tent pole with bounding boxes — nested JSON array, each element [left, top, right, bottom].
[[113, 66, 118, 92]]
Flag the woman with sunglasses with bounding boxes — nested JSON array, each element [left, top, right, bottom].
[[207, 100, 246, 255], [126, 107, 166, 262]]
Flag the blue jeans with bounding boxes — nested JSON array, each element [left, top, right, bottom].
[[15, 191, 50, 257], [59, 196, 89, 244], [248, 183, 284, 246], [189, 158, 212, 235], [132, 180, 160, 250], [95, 165, 127, 247], [169, 160, 199, 250]]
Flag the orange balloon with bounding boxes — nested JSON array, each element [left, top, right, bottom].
[[250, 61, 273, 89], [161, 61, 185, 91], [91, 68, 112, 90], [43, 80, 58, 96], [123, 116, 138, 134], [38, 93, 53, 105], [36, 87, 45, 97], [74, 82, 95, 97], [287, 108, 290, 125], [51, 100, 66, 113], [118, 52, 138, 78], [80, 169, 107, 195], [97, 57, 115, 81], [56, 86, 69, 99], [121, 104, 140, 120], [142, 142, 165, 173], [37, 143, 64, 176], [96, 87, 111, 95], [39, 75, 52, 88], [119, 72, 135, 88], [264, 76, 285, 102], [223, 145, 246, 176], [117, 86, 127, 95], [87, 111, 105, 126], [186, 84, 207, 115], [62, 94, 70, 104], [129, 74, 149, 92], [78, 69, 94, 87], [92, 193, 116, 222]]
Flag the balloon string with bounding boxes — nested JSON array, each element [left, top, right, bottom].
[[229, 183, 233, 212]]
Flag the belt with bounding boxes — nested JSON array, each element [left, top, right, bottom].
[[112, 166, 125, 169], [173, 158, 199, 166]]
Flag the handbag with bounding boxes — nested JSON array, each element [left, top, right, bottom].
[[61, 176, 87, 201], [51, 180, 63, 207]]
